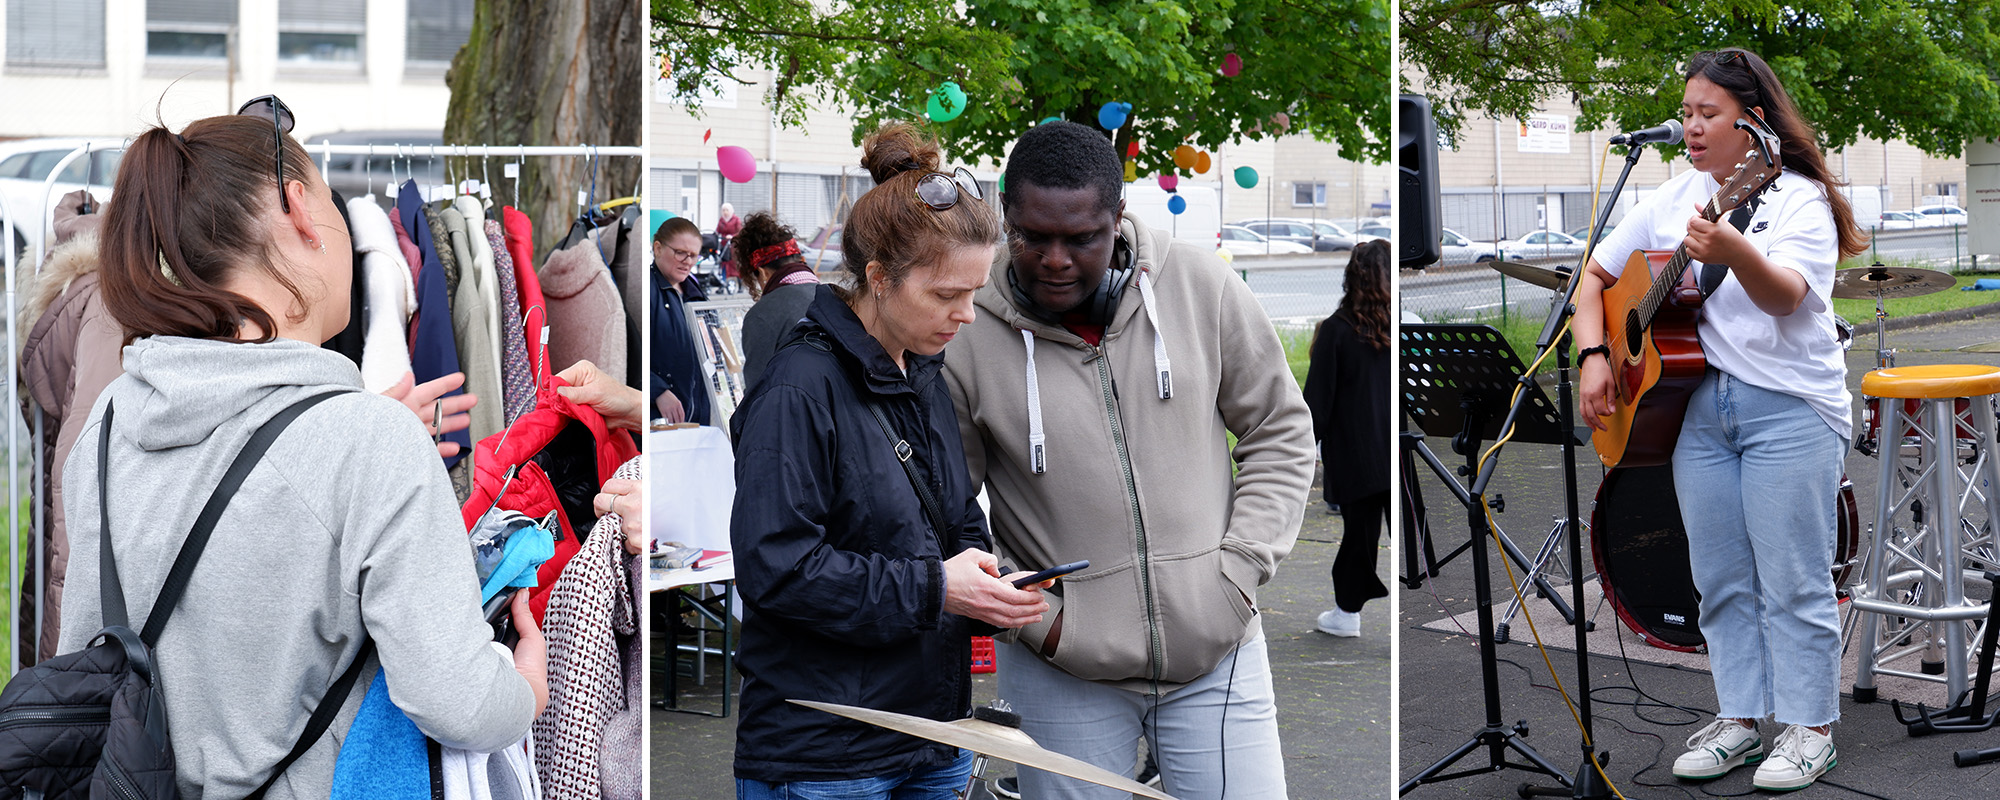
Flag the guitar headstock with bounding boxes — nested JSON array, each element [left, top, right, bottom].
[[1710, 112, 1784, 217]]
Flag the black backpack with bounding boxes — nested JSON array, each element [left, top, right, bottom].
[[0, 392, 371, 799]]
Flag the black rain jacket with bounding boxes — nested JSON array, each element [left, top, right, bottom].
[[729, 284, 990, 782]]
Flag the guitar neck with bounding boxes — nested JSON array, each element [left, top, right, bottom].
[[1637, 200, 1722, 324]]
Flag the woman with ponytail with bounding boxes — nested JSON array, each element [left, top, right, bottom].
[[60, 107, 545, 797], [727, 123, 1048, 798]]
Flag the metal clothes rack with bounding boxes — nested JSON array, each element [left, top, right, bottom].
[[2, 141, 640, 677]]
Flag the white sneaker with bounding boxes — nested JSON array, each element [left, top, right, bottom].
[[1316, 609, 1360, 637], [1671, 718, 1763, 780], [1753, 725, 1836, 792]]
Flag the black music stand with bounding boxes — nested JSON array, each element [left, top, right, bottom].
[[1399, 324, 1576, 796]]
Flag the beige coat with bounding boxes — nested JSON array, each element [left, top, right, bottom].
[[943, 212, 1315, 688]]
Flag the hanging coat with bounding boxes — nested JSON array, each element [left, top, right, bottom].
[[538, 235, 627, 387], [349, 196, 416, 392], [502, 207, 549, 385], [399, 179, 471, 465], [486, 220, 536, 425], [459, 376, 639, 623]]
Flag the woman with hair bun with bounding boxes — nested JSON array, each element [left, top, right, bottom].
[[728, 122, 1047, 799], [61, 106, 545, 798], [731, 210, 820, 388]]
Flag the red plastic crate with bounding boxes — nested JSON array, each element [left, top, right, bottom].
[[969, 636, 997, 673]]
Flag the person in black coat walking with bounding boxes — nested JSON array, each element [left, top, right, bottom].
[[1303, 239, 1392, 637], [729, 123, 1049, 799]]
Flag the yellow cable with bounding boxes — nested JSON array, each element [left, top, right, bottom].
[[1460, 140, 1629, 799]]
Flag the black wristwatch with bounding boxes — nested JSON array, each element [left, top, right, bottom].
[[1578, 345, 1610, 365]]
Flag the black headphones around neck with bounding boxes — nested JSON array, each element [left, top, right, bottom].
[[1007, 234, 1135, 327]]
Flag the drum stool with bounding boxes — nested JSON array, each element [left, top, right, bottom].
[[1852, 364, 2000, 704]]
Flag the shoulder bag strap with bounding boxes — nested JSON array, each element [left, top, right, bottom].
[[99, 402, 128, 629], [246, 638, 375, 800], [862, 397, 953, 553]]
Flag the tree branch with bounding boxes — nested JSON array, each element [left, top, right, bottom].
[[660, 18, 906, 46]]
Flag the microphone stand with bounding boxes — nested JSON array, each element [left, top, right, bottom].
[[1513, 138, 1657, 799]]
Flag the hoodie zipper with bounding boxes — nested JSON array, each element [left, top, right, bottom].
[[0, 706, 110, 731], [1089, 342, 1163, 682]]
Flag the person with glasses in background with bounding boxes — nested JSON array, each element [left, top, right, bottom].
[[58, 101, 546, 798], [652, 215, 713, 425], [1574, 48, 1869, 791], [727, 122, 1052, 800]]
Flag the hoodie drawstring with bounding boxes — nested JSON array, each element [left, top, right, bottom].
[[1136, 270, 1172, 399], [1021, 328, 1046, 474]]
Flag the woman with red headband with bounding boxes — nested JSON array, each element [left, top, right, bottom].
[[733, 212, 823, 388]]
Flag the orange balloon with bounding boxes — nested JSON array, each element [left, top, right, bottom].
[[1173, 145, 1197, 170], [1195, 151, 1212, 174]]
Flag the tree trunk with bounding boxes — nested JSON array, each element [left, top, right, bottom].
[[444, 0, 643, 259]]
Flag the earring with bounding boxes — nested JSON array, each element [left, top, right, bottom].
[[311, 240, 326, 253]]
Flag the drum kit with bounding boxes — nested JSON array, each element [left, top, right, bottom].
[[1483, 259, 1964, 653], [788, 699, 1176, 800]]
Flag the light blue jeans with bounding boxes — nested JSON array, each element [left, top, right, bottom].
[[735, 749, 974, 800], [995, 634, 1287, 799], [1672, 369, 1847, 727]]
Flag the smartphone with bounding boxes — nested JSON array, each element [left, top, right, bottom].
[[1008, 560, 1090, 587]]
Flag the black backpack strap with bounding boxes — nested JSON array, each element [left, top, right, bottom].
[[246, 638, 375, 800], [138, 390, 346, 646], [862, 398, 953, 553]]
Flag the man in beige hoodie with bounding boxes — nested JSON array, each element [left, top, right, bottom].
[[943, 121, 1315, 799]]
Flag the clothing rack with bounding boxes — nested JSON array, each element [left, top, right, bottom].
[[2, 141, 638, 677]]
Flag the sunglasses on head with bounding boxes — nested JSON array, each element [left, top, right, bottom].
[[915, 167, 983, 211], [236, 94, 296, 213]]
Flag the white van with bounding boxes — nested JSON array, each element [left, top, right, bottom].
[[1123, 183, 1221, 250]]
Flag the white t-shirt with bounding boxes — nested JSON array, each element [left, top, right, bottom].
[[1592, 167, 1851, 438]]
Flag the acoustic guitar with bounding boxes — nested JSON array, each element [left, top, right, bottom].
[[1593, 114, 1783, 468]]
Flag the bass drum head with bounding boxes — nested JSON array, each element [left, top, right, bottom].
[[1591, 465, 1705, 652]]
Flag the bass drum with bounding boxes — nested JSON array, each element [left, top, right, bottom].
[[1591, 465, 1859, 652]]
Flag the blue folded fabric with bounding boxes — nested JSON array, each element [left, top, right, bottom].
[[1964, 278, 2000, 291], [329, 672, 430, 800], [480, 518, 556, 604]]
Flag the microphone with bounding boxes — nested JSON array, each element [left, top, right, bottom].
[[1609, 119, 1684, 146]]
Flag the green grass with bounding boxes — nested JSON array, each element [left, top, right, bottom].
[[0, 496, 26, 684], [1280, 327, 1313, 388]]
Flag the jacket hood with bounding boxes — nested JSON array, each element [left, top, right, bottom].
[[115, 336, 364, 451]]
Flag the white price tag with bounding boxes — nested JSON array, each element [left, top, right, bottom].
[[504, 162, 519, 179], [577, 190, 588, 207]]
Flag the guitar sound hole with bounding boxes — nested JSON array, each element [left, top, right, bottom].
[[1624, 310, 1644, 359]]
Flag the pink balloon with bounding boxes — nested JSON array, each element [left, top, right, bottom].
[[1222, 53, 1242, 77], [717, 146, 756, 183], [1157, 174, 1179, 192]]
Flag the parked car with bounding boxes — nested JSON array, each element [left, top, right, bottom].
[[0, 137, 121, 267], [1566, 223, 1615, 244], [1912, 204, 1968, 227], [1499, 229, 1587, 261], [798, 223, 844, 270], [1878, 210, 1920, 230], [1220, 225, 1314, 255], [1353, 219, 1391, 242], [1233, 218, 1351, 252], [1439, 227, 1505, 263]]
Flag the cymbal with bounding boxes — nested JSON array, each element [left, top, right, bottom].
[[1832, 266, 1955, 299], [790, 700, 1176, 799], [1487, 260, 1573, 291]]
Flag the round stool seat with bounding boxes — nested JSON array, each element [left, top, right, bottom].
[[1862, 364, 2000, 399]]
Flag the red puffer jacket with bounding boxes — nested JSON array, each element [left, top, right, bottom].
[[461, 375, 639, 622]]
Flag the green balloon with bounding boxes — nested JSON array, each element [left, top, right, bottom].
[[927, 82, 968, 122], [997, 174, 1006, 193], [1233, 165, 1260, 189]]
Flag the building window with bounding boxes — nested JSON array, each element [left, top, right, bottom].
[[7, 0, 106, 68], [407, 0, 475, 67], [280, 0, 365, 67], [1293, 182, 1327, 207], [148, 0, 238, 60]]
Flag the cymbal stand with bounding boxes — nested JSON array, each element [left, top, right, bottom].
[[1401, 432, 1581, 629]]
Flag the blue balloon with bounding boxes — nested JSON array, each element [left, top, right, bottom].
[[1168, 195, 1188, 215], [1097, 102, 1131, 131]]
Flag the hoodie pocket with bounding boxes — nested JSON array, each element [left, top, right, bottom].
[[1151, 547, 1255, 683], [1038, 561, 1151, 682]]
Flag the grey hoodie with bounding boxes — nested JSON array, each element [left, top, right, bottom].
[[60, 336, 535, 799], [943, 211, 1315, 689]]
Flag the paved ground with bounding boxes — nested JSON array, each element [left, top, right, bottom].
[[1400, 313, 2000, 799], [653, 465, 1393, 799]]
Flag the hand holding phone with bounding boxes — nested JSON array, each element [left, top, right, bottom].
[[1007, 560, 1089, 587]]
